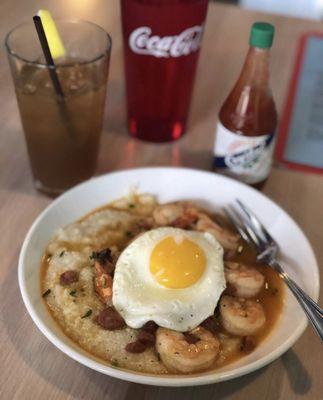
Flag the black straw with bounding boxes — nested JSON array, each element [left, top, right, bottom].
[[32, 15, 76, 138], [33, 15, 64, 98]]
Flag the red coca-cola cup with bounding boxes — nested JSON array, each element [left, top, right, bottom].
[[121, 0, 209, 142]]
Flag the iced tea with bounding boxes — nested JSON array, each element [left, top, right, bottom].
[[6, 21, 111, 194], [16, 60, 108, 193]]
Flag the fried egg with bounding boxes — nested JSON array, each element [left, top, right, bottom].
[[112, 227, 226, 331]]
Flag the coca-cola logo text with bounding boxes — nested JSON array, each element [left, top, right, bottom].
[[129, 26, 204, 58]]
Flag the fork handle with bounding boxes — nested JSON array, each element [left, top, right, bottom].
[[269, 259, 323, 342]]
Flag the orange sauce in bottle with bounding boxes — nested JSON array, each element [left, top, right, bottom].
[[213, 23, 278, 189]]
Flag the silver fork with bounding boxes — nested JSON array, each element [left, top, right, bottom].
[[224, 199, 323, 341]]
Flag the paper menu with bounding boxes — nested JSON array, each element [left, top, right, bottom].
[[276, 34, 323, 174]]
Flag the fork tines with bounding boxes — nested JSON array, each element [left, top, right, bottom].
[[235, 200, 274, 244], [223, 206, 251, 245], [223, 200, 274, 251]]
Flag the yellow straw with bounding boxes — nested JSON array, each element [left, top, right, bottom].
[[37, 9, 66, 59]]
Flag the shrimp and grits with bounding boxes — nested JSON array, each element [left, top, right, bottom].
[[41, 193, 284, 374]]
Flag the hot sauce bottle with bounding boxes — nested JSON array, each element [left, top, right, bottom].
[[213, 22, 277, 188]]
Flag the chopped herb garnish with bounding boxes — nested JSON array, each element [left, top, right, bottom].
[[156, 352, 161, 361], [81, 309, 92, 319], [129, 203, 135, 209], [111, 360, 119, 367], [89, 251, 96, 260], [59, 250, 65, 257], [42, 289, 51, 298], [69, 290, 77, 297]]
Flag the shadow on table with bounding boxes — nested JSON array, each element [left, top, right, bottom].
[[123, 369, 265, 400], [281, 349, 311, 395]]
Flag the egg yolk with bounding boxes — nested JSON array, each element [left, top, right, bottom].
[[150, 236, 206, 289]]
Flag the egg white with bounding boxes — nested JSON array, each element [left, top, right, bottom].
[[112, 227, 226, 332]]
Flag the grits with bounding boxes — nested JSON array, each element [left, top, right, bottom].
[[41, 194, 284, 374]]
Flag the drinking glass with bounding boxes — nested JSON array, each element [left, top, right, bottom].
[[6, 20, 111, 195], [121, 0, 209, 142]]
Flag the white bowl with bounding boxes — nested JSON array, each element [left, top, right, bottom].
[[18, 167, 320, 386]]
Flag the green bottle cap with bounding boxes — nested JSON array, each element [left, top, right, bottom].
[[249, 22, 275, 49]]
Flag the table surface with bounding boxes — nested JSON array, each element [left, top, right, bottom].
[[0, 1, 322, 399]]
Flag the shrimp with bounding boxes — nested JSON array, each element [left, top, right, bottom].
[[153, 202, 184, 225], [153, 202, 239, 251], [224, 261, 265, 298], [153, 202, 198, 229], [196, 213, 239, 251], [93, 260, 113, 303], [220, 295, 266, 336], [156, 326, 220, 373]]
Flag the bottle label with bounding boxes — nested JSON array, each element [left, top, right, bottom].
[[129, 25, 204, 58], [213, 122, 275, 184]]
